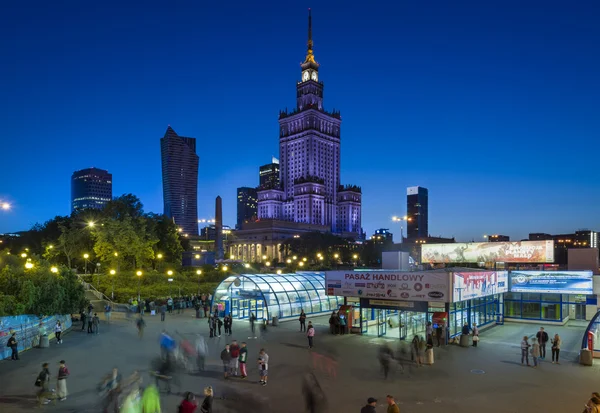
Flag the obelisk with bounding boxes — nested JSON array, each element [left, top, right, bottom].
[[215, 196, 224, 260]]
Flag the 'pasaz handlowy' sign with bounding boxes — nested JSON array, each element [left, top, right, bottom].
[[325, 271, 451, 302]]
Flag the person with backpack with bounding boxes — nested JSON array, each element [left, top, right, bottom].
[[299, 310, 307, 332], [307, 321, 315, 349], [7, 331, 19, 360], [35, 362, 52, 405], [178, 391, 198, 413], [56, 360, 70, 401], [220, 344, 232, 379]]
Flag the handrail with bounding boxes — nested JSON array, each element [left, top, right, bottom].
[[76, 274, 114, 305]]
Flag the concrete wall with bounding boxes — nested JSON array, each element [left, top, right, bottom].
[[0, 314, 72, 359]]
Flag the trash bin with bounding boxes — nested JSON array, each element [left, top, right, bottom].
[[580, 349, 593, 366], [196, 309, 201, 319], [272, 316, 279, 326], [425, 348, 435, 365], [459, 334, 469, 347], [39, 335, 50, 348]]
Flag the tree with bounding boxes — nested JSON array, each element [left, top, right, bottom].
[[53, 221, 86, 268], [147, 213, 184, 266]]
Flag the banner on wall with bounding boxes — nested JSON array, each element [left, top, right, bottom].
[[421, 241, 554, 263], [325, 271, 450, 302], [452, 271, 509, 302], [510, 271, 593, 294]]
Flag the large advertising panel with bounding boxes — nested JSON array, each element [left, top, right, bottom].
[[452, 271, 508, 302], [421, 241, 554, 263], [510, 271, 593, 294], [325, 271, 450, 302]]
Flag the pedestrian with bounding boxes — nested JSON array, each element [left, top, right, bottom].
[[7, 331, 19, 360], [228, 315, 233, 336], [584, 393, 600, 413], [334, 312, 341, 335], [54, 321, 63, 344], [530, 338, 540, 368], [361, 397, 378, 413], [472, 323, 479, 347], [436, 324, 444, 347], [217, 317, 223, 337], [258, 348, 269, 386], [80, 310, 87, 331], [551, 333, 561, 364], [196, 335, 208, 371], [339, 313, 347, 335], [417, 336, 426, 367], [104, 304, 112, 323], [200, 386, 213, 413], [208, 316, 215, 338], [386, 395, 400, 413], [56, 360, 70, 401], [239, 342, 248, 378], [167, 297, 173, 313], [536, 327, 548, 360], [141, 384, 161, 413], [411, 335, 419, 362], [101, 367, 122, 413], [307, 321, 315, 349], [136, 315, 146, 339], [299, 309, 307, 332], [230, 340, 240, 376], [93, 313, 100, 334], [223, 315, 230, 335], [378, 344, 393, 379], [521, 335, 531, 366], [250, 312, 257, 335], [329, 311, 336, 334], [461, 322, 470, 336], [87, 309, 94, 333], [426, 321, 433, 341], [178, 391, 198, 413], [140, 299, 145, 316], [160, 303, 167, 322], [220, 344, 232, 379], [35, 362, 52, 406]]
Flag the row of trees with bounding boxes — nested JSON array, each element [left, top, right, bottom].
[[0, 254, 87, 316]]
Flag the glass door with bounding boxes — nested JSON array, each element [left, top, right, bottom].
[[378, 309, 387, 336], [576, 304, 586, 320]]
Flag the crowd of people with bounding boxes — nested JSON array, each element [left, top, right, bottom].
[[520, 327, 562, 367]]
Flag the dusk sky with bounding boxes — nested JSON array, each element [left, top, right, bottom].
[[1, 1, 599, 241]]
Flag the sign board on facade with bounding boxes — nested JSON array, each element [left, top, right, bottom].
[[421, 241, 554, 263], [452, 271, 509, 302], [359, 298, 429, 312], [325, 271, 451, 302], [509, 271, 593, 294]]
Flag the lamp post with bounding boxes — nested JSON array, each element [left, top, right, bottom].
[[196, 270, 202, 296], [136, 270, 142, 301], [109, 269, 116, 300], [353, 253, 359, 268], [167, 270, 174, 297], [392, 215, 412, 243], [83, 253, 89, 275]]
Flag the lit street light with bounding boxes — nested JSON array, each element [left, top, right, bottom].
[[276, 269, 282, 274], [299, 262, 304, 267], [262, 255, 267, 261], [265, 261, 271, 267], [286, 259, 292, 264], [83, 253, 90, 275], [109, 269, 116, 300], [196, 269, 202, 295], [87, 221, 95, 228], [392, 215, 412, 243], [136, 270, 142, 301], [20, 253, 27, 258], [25, 262, 34, 269], [51, 267, 58, 273], [167, 270, 173, 276]]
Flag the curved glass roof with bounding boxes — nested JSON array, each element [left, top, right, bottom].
[[213, 272, 341, 320]]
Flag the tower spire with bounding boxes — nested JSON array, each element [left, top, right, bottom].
[[305, 8, 316, 64]]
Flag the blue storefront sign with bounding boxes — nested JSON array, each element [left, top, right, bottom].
[[510, 271, 593, 294]]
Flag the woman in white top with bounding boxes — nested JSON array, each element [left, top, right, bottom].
[[551, 333, 561, 364], [55, 321, 63, 344]]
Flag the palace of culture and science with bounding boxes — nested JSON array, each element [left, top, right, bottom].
[[230, 11, 362, 262]]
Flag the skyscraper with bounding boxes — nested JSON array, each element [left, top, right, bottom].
[[71, 167, 112, 212], [407, 186, 428, 240], [259, 157, 280, 189], [236, 187, 258, 229], [160, 126, 199, 236], [256, 10, 361, 234]]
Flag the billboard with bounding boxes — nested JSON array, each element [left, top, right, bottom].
[[452, 271, 508, 302], [421, 241, 554, 263], [325, 271, 450, 302], [509, 271, 593, 294]]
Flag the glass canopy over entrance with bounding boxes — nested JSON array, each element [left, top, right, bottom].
[[212, 272, 341, 321]]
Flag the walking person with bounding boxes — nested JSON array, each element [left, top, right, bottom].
[[87, 309, 94, 333], [80, 310, 87, 331], [56, 360, 70, 401], [307, 321, 315, 349], [223, 315, 230, 335], [229, 315, 233, 336], [104, 304, 112, 324], [521, 336, 531, 366], [536, 327, 549, 359], [299, 309, 307, 332], [426, 321, 433, 342], [93, 313, 100, 334], [160, 303, 167, 322], [208, 316, 215, 338], [386, 395, 400, 413], [55, 321, 63, 344], [136, 315, 146, 339], [239, 342, 248, 378], [436, 324, 444, 347], [417, 336, 426, 367], [200, 386, 213, 413], [7, 331, 19, 360], [378, 344, 393, 379], [250, 312, 257, 336], [35, 362, 52, 406], [530, 338, 540, 368], [258, 348, 269, 386], [551, 333, 561, 364], [178, 391, 198, 413], [361, 397, 377, 413], [230, 340, 240, 376], [220, 344, 232, 379], [472, 323, 479, 347], [217, 317, 223, 337], [339, 313, 347, 335], [329, 312, 336, 335]]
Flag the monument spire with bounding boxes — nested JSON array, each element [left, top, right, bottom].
[[305, 8, 316, 64]]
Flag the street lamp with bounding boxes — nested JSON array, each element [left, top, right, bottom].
[[157, 253, 163, 259], [299, 262, 304, 267], [20, 253, 27, 258], [286, 259, 292, 264], [196, 270, 202, 295], [50, 266, 58, 273], [276, 269, 282, 274], [392, 215, 412, 243], [25, 262, 34, 269], [222, 265, 228, 272], [262, 255, 267, 261], [302, 257, 307, 262], [83, 253, 90, 275], [109, 269, 116, 300], [292, 256, 297, 260], [334, 253, 339, 259], [136, 270, 142, 301], [265, 261, 271, 267], [195, 254, 200, 259], [87, 221, 95, 228], [353, 254, 359, 268]]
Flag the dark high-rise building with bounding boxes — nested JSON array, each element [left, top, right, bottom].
[[237, 187, 258, 229], [161, 126, 199, 236], [407, 186, 428, 240], [71, 167, 112, 212], [259, 157, 280, 189]]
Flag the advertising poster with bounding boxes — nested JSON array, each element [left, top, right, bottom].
[[510, 271, 593, 294], [421, 240, 554, 263], [325, 271, 450, 302], [452, 271, 508, 302]]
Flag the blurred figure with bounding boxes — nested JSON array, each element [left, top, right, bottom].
[[154, 355, 175, 393], [302, 372, 327, 413], [378, 344, 394, 379], [99, 367, 122, 413], [179, 391, 198, 413], [35, 362, 52, 406], [200, 386, 213, 413], [136, 316, 146, 339], [56, 360, 70, 401], [141, 384, 161, 413], [239, 342, 248, 378], [159, 331, 176, 360], [196, 335, 208, 371]]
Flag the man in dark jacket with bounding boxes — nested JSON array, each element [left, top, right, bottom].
[[361, 397, 377, 413], [7, 332, 18, 360], [220, 344, 232, 379], [536, 327, 549, 359]]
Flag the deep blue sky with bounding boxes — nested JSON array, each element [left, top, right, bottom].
[[1, 1, 599, 241]]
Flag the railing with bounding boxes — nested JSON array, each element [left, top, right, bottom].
[[76, 274, 114, 304]]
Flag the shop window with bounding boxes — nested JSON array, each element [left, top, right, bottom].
[[562, 304, 569, 319], [504, 301, 521, 318], [504, 292, 521, 300], [541, 294, 560, 302], [522, 302, 541, 319], [541, 303, 560, 320], [522, 293, 541, 301]]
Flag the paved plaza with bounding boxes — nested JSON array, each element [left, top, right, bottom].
[[0, 311, 598, 412]]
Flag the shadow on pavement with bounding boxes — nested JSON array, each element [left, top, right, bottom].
[[500, 360, 528, 366], [0, 394, 35, 408]]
